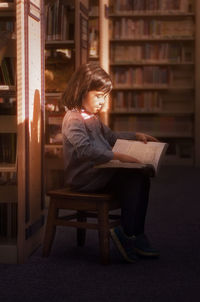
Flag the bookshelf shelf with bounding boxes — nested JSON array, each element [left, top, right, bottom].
[[45, 40, 75, 48], [105, 0, 197, 165], [89, 13, 98, 18], [110, 111, 194, 116], [109, 12, 195, 18], [0, 2, 15, 11], [110, 62, 194, 66], [110, 37, 194, 42], [0, 86, 15, 91], [44, 0, 89, 192], [112, 86, 194, 91], [45, 92, 62, 97], [0, 164, 16, 172], [0, 0, 45, 263]]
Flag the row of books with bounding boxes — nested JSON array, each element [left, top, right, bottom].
[[112, 91, 162, 112], [111, 66, 169, 86], [110, 18, 194, 39], [111, 66, 194, 87], [0, 172, 17, 185], [0, 203, 17, 240], [0, 96, 16, 115], [112, 90, 193, 113], [112, 115, 193, 136], [45, 0, 75, 41], [0, 57, 15, 86], [109, 0, 194, 12], [110, 43, 193, 63], [0, 133, 16, 164]]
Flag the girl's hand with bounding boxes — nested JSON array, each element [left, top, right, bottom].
[[113, 152, 141, 163], [135, 132, 158, 144]]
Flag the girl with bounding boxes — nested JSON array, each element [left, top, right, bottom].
[[62, 62, 159, 263]]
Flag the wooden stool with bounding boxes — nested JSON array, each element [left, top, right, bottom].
[[42, 188, 121, 264]]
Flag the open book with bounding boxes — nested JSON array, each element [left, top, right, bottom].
[[96, 139, 168, 176]]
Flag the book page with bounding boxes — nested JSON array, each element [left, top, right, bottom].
[[113, 140, 167, 171]]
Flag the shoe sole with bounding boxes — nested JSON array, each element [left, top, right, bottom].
[[133, 247, 160, 258], [110, 229, 137, 263]]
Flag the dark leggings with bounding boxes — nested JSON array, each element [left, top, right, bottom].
[[101, 169, 151, 237]]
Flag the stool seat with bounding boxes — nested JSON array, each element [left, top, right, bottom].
[[42, 188, 121, 264]]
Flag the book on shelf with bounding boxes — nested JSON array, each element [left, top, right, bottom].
[[0, 133, 16, 164], [112, 91, 162, 113], [110, 0, 194, 13], [111, 18, 194, 39], [96, 139, 168, 176], [110, 43, 193, 64], [0, 30, 13, 64], [45, 0, 75, 41], [112, 66, 169, 87], [0, 202, 17, 240], [0, 57, 15, 86]]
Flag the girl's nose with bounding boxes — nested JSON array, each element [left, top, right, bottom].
[[99, 98, 105, 105]]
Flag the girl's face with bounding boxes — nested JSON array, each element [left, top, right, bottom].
[[82, 90, 108, 114]]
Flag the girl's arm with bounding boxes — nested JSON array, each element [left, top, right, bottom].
[[100, 121, 158, 146], [100, 121, 136, 146], [63, 116, 114, 164]]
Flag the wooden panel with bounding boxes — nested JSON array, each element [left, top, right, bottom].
[[195, 0, 200, 166], [16, 0, 44, 263], [99, 0, 109, 125]]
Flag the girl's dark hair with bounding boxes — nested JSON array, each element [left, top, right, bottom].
[[62, 62, 112, 109]]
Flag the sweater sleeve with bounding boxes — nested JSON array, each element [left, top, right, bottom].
[[62, 115, 114, 164], [100, 121, 137, 147]]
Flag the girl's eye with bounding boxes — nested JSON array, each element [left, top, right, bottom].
[[96, 95, 104, 99]]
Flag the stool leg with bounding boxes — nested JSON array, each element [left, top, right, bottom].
[[98, 202, 110, 265], [42, 200, 58, 257], [77, 211, 86, 247]]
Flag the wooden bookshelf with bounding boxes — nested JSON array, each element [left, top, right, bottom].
[[100, 0, 199, 166], [0, 0, 45, 263], [109, 12, 195, 18], [88, 0, 99, 61], [44, 0, 89, 191]]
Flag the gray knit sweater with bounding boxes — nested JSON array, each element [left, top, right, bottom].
[[62, 109, 136, 192]]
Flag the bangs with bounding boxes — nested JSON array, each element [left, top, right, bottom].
[[89, 76, 112, 95]]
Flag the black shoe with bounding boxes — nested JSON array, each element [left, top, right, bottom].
[[110, 226, 138, 263], [133, 234, 160, 258]]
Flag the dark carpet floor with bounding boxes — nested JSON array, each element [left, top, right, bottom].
[[0, 165, 200, 302]]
